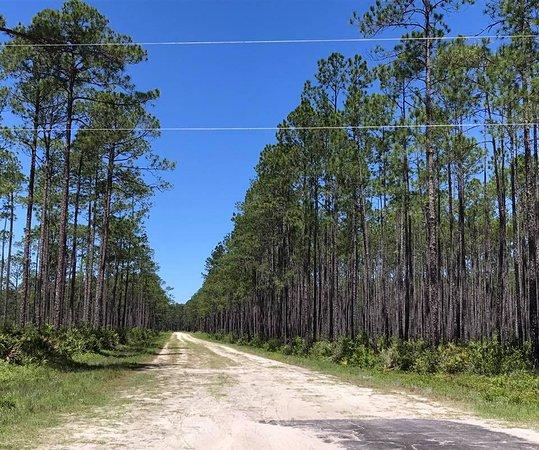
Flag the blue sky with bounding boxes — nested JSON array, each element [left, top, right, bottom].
[[1, 0, 488, 303]]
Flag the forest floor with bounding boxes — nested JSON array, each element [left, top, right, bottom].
[[24, 332, 539, 449]]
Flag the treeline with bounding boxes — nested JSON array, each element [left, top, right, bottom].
[[0, 1, 175, 330], [182, 0, 539, 362]]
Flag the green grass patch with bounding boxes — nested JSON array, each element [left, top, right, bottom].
[[193, 332, 539, 429], [178, 336, 235, 369], [0, 331, 171, 448]]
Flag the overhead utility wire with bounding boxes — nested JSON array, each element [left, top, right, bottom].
[[1, 34, 537, 47], [8, 122, 538, 132]]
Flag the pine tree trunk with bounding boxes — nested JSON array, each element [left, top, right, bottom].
[[94, 145, 115, 327], [68, 152, 84, 324], [21, 99, 41, 326], [54, 75, 76, 328]]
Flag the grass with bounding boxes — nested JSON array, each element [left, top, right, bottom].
[[207, 373, 234, 399], [193, 332, 539, 429], [0, 331, 171, 448], [177, 336, 235, 369]]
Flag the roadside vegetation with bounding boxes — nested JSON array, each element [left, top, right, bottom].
[[196, 332, 539, 427], [0, 327, 170, 448]]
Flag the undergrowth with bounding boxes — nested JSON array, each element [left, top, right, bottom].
[[0, 325, 161, 366], [210, 331, 536, 376]]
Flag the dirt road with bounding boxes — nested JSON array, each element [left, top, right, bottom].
[[41, 332, 539, 449]]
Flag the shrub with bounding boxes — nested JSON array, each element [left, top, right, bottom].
[[54, 327, 99, 354], [280, 344, 293, 355], [0, 325, 164, 366], [500, 342, 533, 374], [291, 336, 309, 356], [212, 331, 225, 342], [221, 333, 236, 344], [438, 343, 469, 374], [263, 338, 281, 352], [0, 327, 61, 365], [249, 335, 264, 348], [236, 335, 250, 346], [331, 337, 355, 364], [19, 327, 61, 364], [97, 328, 121, 349], [0, 332, 20, 363], [354, 332, 370, 348], [467, 340, 504, 375], [206, 331, 535, 377], [374, 336, 391, 353], [380, 340, 409, 371], [412, 348, 439, 373], [378, 340, 432, 372], [309, 341, 333, 359], [379, 344, 399, 370], [349, 344, 380, 369], [123, 328, 155, 348]]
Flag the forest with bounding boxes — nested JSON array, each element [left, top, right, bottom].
[[1, 1, 538, 446], [0, 0, 175, 334], [182, 0, 539, 366]]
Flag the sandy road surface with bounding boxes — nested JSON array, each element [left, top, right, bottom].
[[39, 332, 539, 449]]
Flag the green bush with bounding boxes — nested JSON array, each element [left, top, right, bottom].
[[331, 337, 355, 364], [379, 341, 409, 371], [54, 327, 97, 354], [438, 343, 469, 374], [249, 335, 264, 348], [212, 331, 226, 342], [263, 338, 282, 352], [57, 326, 121, 354], [379, 344, 399, 370], [96, 328, 121, 349], [499, 342, 533, 374], [280, 344, 293, 355], [0, 327, 61, 365], [206, 331, 535, 377], [291, 336, 309, 356], [123, 328, 156, 348], [467, 340, 505, 375], [220, 333, 235, 344], [0, 332, 18, 363], [236, 335, 250, 346], [309, 341, 333, 359], [468, 338, 533, 375], [412, 348, 439, 373], [0, 325, 160, 366], [349, 344, 380, 369]]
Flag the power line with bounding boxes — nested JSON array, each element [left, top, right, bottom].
[[1, 34, 537, 48], [8, 122, 538, 132]]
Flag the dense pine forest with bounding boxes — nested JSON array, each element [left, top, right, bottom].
[[0, 0, 175, 332], [183, 0, 539, 364]]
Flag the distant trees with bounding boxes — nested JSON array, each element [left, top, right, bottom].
[[183, 0, 539, 361], [0, 0, 174, 329]]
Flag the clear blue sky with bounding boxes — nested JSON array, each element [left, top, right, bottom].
[[1, 0, 488, 303]]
